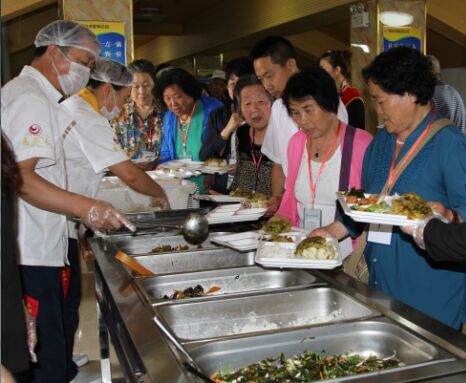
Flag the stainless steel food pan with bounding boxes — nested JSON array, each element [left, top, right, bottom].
[[138, 266, 319, 303], [190, 318, 453, 380], [107, 232, 229, 254], [155, 287, 377, 341], [132, 248, 255, 276]]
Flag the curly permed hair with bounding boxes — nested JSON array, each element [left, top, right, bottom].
[[361, 47, 435, 105]]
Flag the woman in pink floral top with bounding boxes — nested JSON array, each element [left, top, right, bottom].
[[112, 59, 164, 170]]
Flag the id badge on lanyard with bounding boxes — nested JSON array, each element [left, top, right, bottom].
[[303, 207, 322, 231], [367, 223, 392, 245]]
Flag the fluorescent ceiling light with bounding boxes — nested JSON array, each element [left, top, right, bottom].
[[380, 11, 413, 27], [351, 44, 370, 53]]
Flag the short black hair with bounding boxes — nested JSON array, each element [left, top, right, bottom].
[[319, 50, 352, 80], [362, 47, 435, 105], [128, 59, 156, 82], [233, 74, 273, 115], [250, 36, 297, 66], [282, 67, 339, 115], [154, 68, 203, 107], [86, 78, 125, 91], [225, 57, 254, 80]]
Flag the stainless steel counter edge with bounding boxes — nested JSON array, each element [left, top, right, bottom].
[[90, 237, 193, 383], [90, 234, 466, 382], [313, 269, 466, 358]]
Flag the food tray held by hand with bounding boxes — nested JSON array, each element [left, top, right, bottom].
[[336, 192, 429, 226], [206, 205, 266, 224], [195, 194, 244, 203], [201, 165, 229, 175], [211, 230, 305, 252], [255, 237, 342, 269]]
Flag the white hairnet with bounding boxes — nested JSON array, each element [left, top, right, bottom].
[[34, 20, 101, 57], [90, 58, 133, 86]]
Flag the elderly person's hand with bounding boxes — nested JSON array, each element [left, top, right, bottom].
[[265, 195, 282, 216]]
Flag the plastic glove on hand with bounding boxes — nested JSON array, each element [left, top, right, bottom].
[[84, 200, 132, 231]]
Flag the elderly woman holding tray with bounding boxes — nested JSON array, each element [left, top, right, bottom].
[[311, 47, 466, 330], [273, 67, 372, 257]]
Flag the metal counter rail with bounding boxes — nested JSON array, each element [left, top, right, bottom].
[[91, 233, 466, 383], [91, 238, 192, 383], [313, 269, 466, 359]]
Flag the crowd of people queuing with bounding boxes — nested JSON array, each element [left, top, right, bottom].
[[1, 19, 465, 383]]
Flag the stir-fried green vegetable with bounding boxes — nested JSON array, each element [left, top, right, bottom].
[[213, 351, 402, 382]]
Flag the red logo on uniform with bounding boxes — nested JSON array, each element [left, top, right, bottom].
[[29, 124, 42, 135]]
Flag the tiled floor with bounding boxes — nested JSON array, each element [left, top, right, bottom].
[[71, 263, 122, 383]]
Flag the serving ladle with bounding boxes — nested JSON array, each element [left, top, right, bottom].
[[125, 212, 209, 245]]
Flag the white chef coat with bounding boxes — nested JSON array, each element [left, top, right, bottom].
[[1, 66, 69, 266], [261, 98, 348, 176], [60, 94, 129, 239]]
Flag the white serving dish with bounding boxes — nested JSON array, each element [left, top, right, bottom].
[[211, 232, 263, 251], [201, 165, 229, 175], [255, 237, 342, 270], [206, 205, 266, 224], [336, 192, 425, 226], [195, 195, 245, 203], [211, 230, 305, 252]]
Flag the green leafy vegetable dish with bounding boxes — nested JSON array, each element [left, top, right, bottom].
[[212, 350, 402, 382]]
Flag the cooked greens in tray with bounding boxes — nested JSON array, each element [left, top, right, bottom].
[[261, 218, 292, 236], [212, 350, 402, 382]]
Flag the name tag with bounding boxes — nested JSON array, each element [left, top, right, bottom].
[[141, 150, 156, 160], [367, 223, 392, 245], [303, 207, 322, 231]]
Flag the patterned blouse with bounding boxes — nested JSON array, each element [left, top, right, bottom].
[[111, 100, 164, 160]]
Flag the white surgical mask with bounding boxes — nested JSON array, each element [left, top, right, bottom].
[[52, 49, 90, 96], [100, 88, 121, 120]]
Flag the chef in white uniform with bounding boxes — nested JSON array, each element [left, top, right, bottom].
[[59, 58, 169, 378], [1, 20, 132, 383]]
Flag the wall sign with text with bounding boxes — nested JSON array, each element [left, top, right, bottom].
[[383, 27, 422, 52], [78, 21, 127, 64]]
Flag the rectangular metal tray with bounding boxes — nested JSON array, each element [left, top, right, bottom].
[[131, 248, 255, 276], [107, 232, 229, 255], [189, 318, 453, 380], [155, 287, 377, 341], [137, 266, 319, 303]]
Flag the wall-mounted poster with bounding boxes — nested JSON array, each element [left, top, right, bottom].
[[78, 21, 126, 64], [383, 27, 422, 52]]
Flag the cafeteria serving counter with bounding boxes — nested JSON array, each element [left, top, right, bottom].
[[89, 228, 466, 382]]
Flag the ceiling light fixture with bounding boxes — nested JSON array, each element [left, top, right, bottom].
[[379, 11, 413, 27]]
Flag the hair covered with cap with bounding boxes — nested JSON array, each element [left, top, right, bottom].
[[34, 20, 101, 57], [90, 58, 132, 87]]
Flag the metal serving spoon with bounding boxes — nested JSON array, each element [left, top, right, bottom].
[[181, 212, 209, 245]]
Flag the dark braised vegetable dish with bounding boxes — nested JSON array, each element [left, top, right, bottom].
[[162, 285, 221, 300], [151, 244, 190, 253], [212, 351, 402, 382]]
